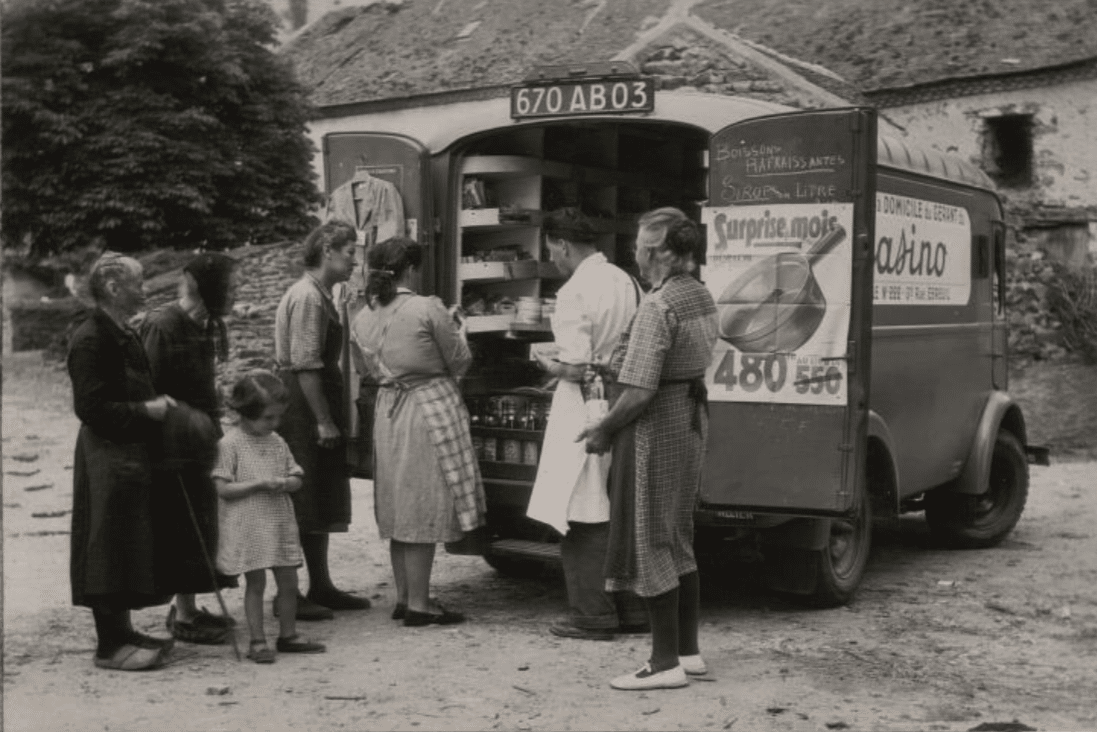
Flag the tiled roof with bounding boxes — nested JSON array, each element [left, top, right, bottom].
[[693, 0, 1097, 91], [282, 0, 675, 108]]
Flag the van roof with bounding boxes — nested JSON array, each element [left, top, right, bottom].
[[878, 135, 995, 190], [317, 91, 996, 193]]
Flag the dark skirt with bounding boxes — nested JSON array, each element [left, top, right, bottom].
[[277, 369, 352, 533], [603, 422, 638, 587], [70, 427, 172, 610], [151, 465, 238, 592]]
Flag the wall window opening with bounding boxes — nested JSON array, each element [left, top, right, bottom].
[[982, 114, 1034, 188]]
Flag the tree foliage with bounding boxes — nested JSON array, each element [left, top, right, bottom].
[[2, 0, 321, 257]]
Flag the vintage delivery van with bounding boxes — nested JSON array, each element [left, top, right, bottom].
[[317, 64, 1045, 606]]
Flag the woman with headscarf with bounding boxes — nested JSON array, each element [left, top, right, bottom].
[[141, 252, 239, 644], [578, 208, 719, 690], [351, 237, 485, 626], [68, 252, 179, 671]]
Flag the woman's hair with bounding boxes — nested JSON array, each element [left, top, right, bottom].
[[365, 237, 423, 307], [88, 251, 140, 304], [542, 207, 599, 246], [637, 207, 705, 274], [228, 369, 289, 420], [302, 220, 357, 268], [184, 252, 236, 317]]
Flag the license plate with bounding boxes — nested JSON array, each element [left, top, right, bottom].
[[510, 78, 655, 120]]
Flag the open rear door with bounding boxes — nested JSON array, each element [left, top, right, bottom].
[[322, 133, 433, 479], [700, 108, 876, 515]]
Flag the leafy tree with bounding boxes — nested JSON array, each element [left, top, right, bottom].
[[2, 0, 321, 257]]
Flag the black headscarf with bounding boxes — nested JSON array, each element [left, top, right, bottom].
[[184, 252, 235, 362]]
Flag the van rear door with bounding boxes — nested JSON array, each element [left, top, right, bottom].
[[700, 108, 876, 515], [322, 132, 434, 479]]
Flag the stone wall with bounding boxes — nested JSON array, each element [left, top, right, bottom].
[[879, 76, 1097, 244], [138, 240, 307, 396]]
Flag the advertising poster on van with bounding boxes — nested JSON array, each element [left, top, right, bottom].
[[874, 192, 971, 305], [701, 202, 853, 405]]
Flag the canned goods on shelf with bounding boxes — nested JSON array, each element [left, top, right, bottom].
[[502, 438, 522, 463]]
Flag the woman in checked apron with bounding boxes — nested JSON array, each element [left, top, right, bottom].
[[351, 237, 486, 626], [579, 209, 719, 690]]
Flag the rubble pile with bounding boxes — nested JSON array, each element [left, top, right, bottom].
[[635, 31, 847, 109]]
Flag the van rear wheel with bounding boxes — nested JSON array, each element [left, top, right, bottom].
[[924, 430, 1028, 548], [805, 480, 872, 607]]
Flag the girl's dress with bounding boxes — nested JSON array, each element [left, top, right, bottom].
[[213, 427, 305, 575]]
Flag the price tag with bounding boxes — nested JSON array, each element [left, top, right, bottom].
[[706, 343, 847, 405]]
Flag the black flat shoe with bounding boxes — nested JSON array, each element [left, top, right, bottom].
[[392, 603, 407, 620], [275, 593, 334, 621], [307, 589, 371, 611], [403, 606, 465, 627]]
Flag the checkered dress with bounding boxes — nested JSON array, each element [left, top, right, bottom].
[[605, 274, 719, 598], [213, 428, 305, 575]]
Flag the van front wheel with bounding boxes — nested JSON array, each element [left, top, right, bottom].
[[924, 430, 1028, 548]]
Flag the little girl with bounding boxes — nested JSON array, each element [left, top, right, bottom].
[[213, 370, 326, 663]]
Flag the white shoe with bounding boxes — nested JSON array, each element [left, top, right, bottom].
[[679, 654, 707, 675], [610, 663, 689, 690]]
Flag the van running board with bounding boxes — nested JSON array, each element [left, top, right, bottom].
[[489, 539, 561, 562]]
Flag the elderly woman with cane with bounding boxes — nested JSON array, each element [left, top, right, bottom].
[[68, 252, 180, 670], [578, 209, 718, 690], [141, 252, 240, 645]]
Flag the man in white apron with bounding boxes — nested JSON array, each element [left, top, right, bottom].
[[526, 208, 647, 641]]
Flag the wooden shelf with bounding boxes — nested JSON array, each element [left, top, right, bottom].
[[459, 155, 699, 194], [479, 461, 538, 482], [461, 155, 571, 180], [460, 260, 539, 283], [465, 314, 515, 333], [471, 426, 546, 440], [459, 207, 542, 229]]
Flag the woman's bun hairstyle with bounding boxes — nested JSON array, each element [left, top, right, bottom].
[[365, 237, 423, 307], [664, 218, 705, 265]]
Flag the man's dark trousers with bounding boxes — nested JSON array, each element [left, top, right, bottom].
[[561, 521, 647, 630]]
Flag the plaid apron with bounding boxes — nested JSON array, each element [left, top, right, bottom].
[[373, 300, 485, 533]]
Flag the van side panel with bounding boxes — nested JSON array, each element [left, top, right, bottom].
[[871, 172, 1002, 497]]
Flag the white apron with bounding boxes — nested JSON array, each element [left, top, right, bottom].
[[526, 380, 612, 535]]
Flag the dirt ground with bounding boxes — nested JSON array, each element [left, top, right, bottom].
[[3, 350, 1097, 732]]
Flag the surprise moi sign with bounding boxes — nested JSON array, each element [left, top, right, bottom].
[[874, 193, 971, 305]]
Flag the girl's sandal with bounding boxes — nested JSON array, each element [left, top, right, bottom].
[[276, 635, 326, 653], [246, 640, 276, 664]]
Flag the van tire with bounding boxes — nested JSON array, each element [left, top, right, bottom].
[[924, 430, 1028, 548], [805, 478, 873, 607]]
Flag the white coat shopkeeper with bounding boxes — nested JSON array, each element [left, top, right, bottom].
[[526, 207, 648, 641]]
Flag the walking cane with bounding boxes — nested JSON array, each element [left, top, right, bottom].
[[175, 474, 242, 661]]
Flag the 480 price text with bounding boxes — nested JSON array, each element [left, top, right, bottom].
[[712, 351, 843, 395]]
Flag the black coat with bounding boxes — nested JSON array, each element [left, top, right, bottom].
[[68, 308, 171, 609]]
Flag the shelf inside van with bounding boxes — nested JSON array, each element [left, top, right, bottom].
[[460, 260, 539, 283], [461, 155, 571, 179], [459, 207, 542, 229]]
